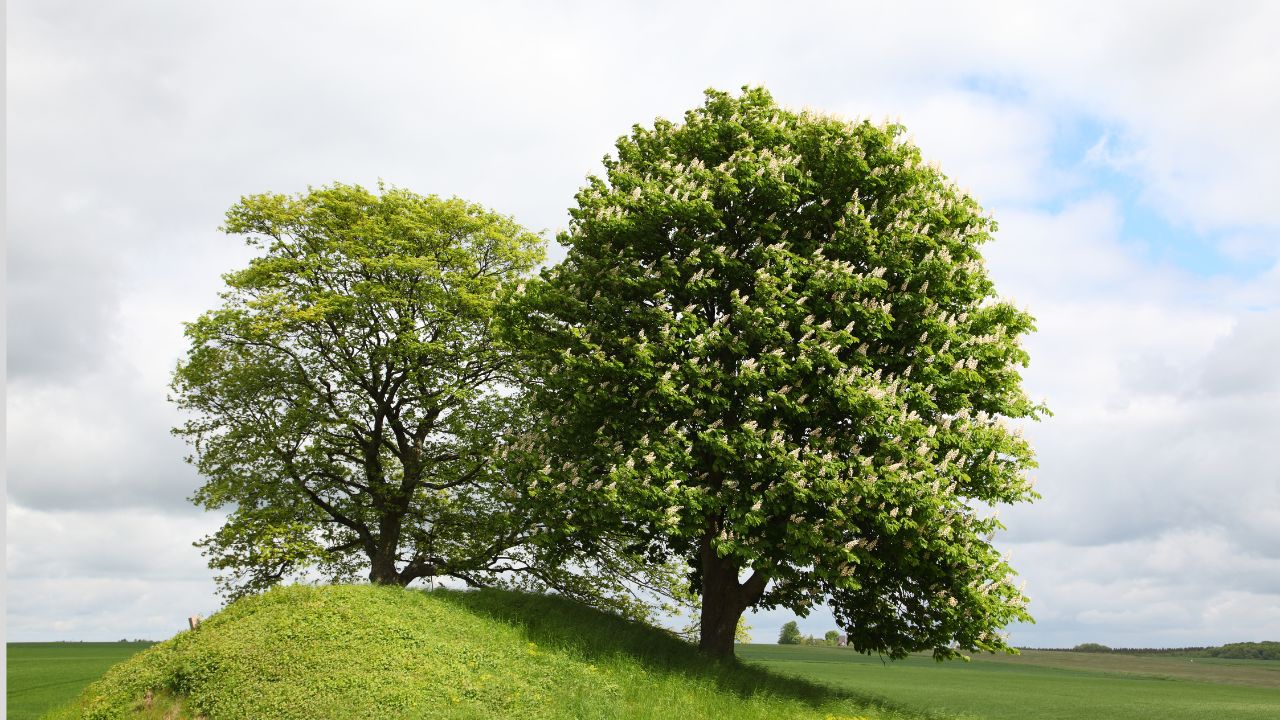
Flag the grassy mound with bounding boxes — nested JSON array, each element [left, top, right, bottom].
[[46, 584, 941, 720]]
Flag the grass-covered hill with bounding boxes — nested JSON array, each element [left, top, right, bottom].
[[47, 584, 939, 720]]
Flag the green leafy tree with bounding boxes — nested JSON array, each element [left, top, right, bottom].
[[1205, 642, 1280, 660], [175, 184, 696, 621], [1072, 643, 1112, 653], [824, 630, 841, 646], [510, 88, 1044, 658], [172, 184, 547, 595], [778, 621, 802, 645]]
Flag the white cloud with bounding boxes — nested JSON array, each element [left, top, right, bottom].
[[5, 505, 223, 582], [5, 505, 225, 641], [6, 577, 221, 642], [974, 1, 1280, 233], [894, 90, 1063, 207], [986, 199, 1278, 555], [1197, 311, 1280, 397], [1005, 529, 1280, 647], [6, 367, 203, 511]]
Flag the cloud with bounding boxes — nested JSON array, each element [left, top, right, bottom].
[[892, 90, 1064, 207], [6, 505, 223, 582], [6, 365, 205, 512], [5, 577, 221, 642], [1004, 529, 1280, 647], [977, 1, 1280, 233], [1197, 311, 1280, 397], [985, 200, 1279, 557], [6, 193, 126, 383], [5, 505, 224, 641]]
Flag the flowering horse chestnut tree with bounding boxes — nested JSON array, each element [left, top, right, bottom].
[[510, 87, 1046, 659]]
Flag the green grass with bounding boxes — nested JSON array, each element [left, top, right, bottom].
[[975, 648, 1280, 688], [26, 589, 1280, 719], [41, 585, 939, 719], [739, 644, 1280, 720], [7, 643, 155, 720]]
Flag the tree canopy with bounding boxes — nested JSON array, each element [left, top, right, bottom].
[[172, 184, 546, 594], [778, 621, 802, 645], [509, 87, 1045, 658], [174, 183, 696, 623]]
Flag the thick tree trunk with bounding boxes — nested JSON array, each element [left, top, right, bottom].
[[368, 541, 401, 585], [698, 574, 744, 657], [368, 510, 406, 585], [369, 560, 399, 584], [697, 528, 768, 658]]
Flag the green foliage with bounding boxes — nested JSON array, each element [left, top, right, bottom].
[[171, 182, 691, 625], [1072, 643, 1112, 653], [1202, 642, 1280, 661], [172, 183, 547, 595], [508, 86, 1044, 658], [825, 631, 842, 647], [48, 585, 938, 720], [778, 621, 802, 645]]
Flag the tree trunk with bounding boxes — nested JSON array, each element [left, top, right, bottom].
[[698, 574, 744, 658], [697, 529, 768, 658], [368, 543, 401, 585], [369, 510, 405, 584]]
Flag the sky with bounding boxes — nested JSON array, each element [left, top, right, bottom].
[[6, 0, 1279, 648]]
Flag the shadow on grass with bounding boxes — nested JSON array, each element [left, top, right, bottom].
[[430, 588, 940, 719]]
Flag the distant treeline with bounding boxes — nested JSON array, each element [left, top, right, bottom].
[[1027, 641, 1280, 660]]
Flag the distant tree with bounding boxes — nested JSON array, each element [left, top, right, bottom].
[[1203, 642, 1279, 660], [778, 620, 802, 645], [1072, 643, 1112, 653], [511, 87, 1044, 658], [824, 630, 841, 646], [172, 183, 692, 623]]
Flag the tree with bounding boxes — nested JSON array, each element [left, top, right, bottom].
[[510, 87, 1044, 658], [824, 630, 841, 646], [172, 183, 554, 595], [778, 621, 802, 645], [1072, 643, 1112, 653]]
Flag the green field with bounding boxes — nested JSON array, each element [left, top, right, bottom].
[[10, 598, 1280, 720], [739, 644, 1280, 720], [7, 643, 155, 720]]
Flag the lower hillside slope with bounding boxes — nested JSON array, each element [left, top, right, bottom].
[[47, 585, 941, 720]]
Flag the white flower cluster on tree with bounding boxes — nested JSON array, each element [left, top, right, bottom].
[[507, 87, 1046, 659]]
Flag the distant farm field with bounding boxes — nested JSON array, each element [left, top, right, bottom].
[[739, 644, 1280, 720], [6, 642, 154, 720]]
